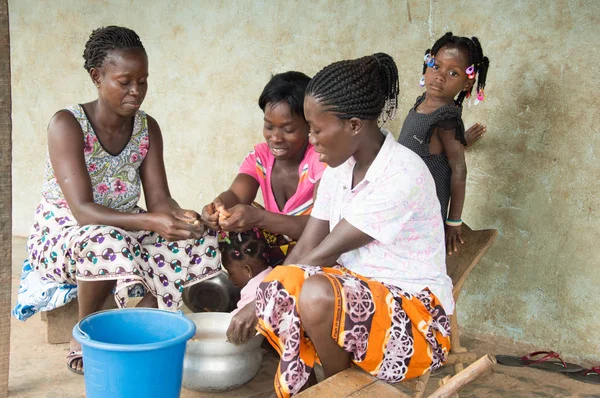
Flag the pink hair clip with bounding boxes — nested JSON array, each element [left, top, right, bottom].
[[466, 65, 475, 79], [474, 89, 485, 105]]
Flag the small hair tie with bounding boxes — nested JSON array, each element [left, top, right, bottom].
[[238, 233, 243, 242], [233, 250, 241, 258], [424, 53, 435, 68], [466, 65, 475, 79], [244, 247, 252, 254]]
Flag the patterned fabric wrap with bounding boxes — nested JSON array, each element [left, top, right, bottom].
[[27, 200, 221, 310], [256, 265, 451, 398], [41, 104, 149, 212], [261, 229, 296, 267], [12, 258, 146, 321]]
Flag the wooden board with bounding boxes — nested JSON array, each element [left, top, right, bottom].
[[445, 224, 498, 300], [296, 367, 410, 398]]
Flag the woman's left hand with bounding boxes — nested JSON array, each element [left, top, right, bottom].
[[226, 300, 258, 345], [219, 204, 262, 232], [445, 224, 464, 255]]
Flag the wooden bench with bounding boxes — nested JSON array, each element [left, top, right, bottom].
[[297, 355, 496, 397], [445, 224, 498, 374]]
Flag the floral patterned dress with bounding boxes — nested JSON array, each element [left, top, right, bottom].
[[27, 105, 221, 309]]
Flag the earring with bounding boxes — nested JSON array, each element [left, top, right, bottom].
[[419, 75, 425, 87]]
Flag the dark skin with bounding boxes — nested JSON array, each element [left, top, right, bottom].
[[227, 96, 382, 385], [201, 102, 318, 238], [419, 45, 475, 255], [223, 257, 269, 289], [465, 123, 486, 147], [55, 48, 203, 371]]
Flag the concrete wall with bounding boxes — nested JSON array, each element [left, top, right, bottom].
[[9, 0, 600, 362]]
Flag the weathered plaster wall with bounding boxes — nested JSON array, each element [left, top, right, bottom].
[[9, 0, 600, 362]]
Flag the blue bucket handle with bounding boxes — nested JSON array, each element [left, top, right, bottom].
[[75, 322, 90, 341], [74, 308, 187, 342]]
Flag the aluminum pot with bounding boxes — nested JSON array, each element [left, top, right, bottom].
[[182, 312, 265, 392]]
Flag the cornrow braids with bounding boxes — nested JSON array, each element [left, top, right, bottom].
[[306, 53, 399, 124], [423, 32, 490, 106], [83, 26, 145, 72], [218, 228, 270, 267]]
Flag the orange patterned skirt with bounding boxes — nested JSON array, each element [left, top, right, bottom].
[[255, 265, 451, 397]]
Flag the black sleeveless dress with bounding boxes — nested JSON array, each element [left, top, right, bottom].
[[398, 94, 466, 219]]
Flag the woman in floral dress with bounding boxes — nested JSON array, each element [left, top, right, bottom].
[[27, 26, 220, 374]]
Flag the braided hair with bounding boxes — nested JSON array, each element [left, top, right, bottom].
[[306, 53, 399, 124], [423, 32, 490, 106], [259, 71, 311, 118], [218, 228, 270, 268], [83, 26, 145, 72]]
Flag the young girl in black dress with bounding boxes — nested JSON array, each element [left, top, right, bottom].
[[398, 32, 490, 255]]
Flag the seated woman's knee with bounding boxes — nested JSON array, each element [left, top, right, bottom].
[[298, 275, 334, 325]]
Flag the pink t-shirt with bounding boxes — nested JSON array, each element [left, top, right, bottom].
[[239, 143, 326, 215]]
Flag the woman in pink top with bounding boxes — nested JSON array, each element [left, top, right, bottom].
[[201, 72, 326, 264]]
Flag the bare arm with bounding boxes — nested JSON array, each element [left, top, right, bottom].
[[215, 179, 320, 240], [437, 127, 467, 253], [291, 219, 373, 267], [283, 215, 330, 264], [215, 173, 261, 208], [48, 111, 201, 240]]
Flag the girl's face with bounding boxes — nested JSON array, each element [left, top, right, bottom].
[[91, 49, 149, 117], [263, 102, 309, 161], [223, 261, 252, 289], [304, 96, 358, 168], [425, 45, 473, 101]]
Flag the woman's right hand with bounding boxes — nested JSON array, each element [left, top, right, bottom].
[[150, 212, 205, 242], [226, 300, 258, 345], [200, 198, 224, 230]]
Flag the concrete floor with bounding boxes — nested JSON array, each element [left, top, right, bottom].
[[7, 237, 599, 397]]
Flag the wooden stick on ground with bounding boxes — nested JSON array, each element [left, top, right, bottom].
[[428, 354, 496, 398]]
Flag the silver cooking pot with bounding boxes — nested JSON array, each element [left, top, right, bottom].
[[182, 312, 265, 392]]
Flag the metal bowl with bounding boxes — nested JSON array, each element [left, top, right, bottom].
[[182, 272, 241, 313], [182, 312, 265, 392]]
